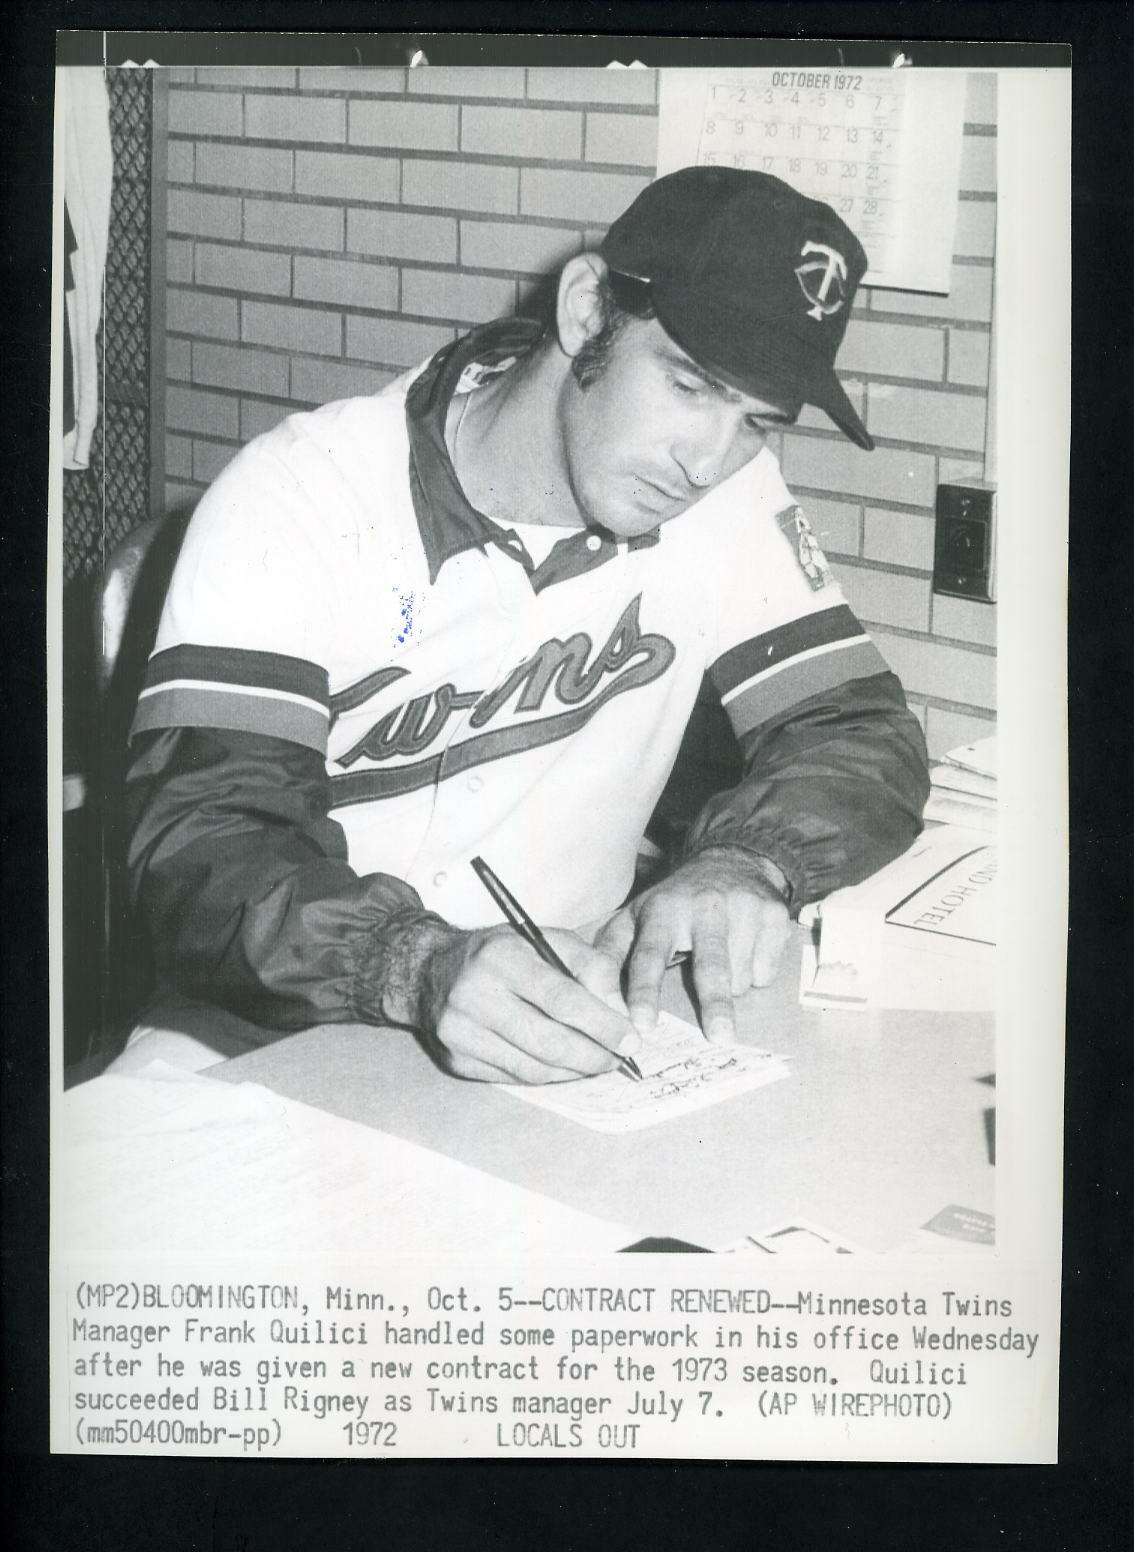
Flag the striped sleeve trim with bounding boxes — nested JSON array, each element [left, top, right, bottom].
[[130, 644, 330, 753], [710, 605, 888, 738]]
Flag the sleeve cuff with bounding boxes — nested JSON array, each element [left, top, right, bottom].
[[349, 905, 456, 1029], [682, 831, 805, 915]]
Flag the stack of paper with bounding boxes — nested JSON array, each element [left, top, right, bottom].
[[924, 735, 997, 832], [798, 825, 997, 1013], [55, 1062, 637, 1257]]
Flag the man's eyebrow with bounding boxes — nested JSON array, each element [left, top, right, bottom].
[[660, 347, 794, 422]]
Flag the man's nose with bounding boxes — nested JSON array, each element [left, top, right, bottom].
[[672, 415, 746, 490]]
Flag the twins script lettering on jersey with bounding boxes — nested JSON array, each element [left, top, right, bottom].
[[328, 595, 676, 805]]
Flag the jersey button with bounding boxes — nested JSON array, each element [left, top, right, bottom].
[[432, 871, 448, 888], [467, 774, 484, 793], [585, 534, 602, 552]]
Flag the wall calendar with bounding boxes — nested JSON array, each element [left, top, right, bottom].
[[657, 68, 971, 294]]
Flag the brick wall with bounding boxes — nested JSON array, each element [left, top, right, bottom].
[[158, 65, 997, 756]]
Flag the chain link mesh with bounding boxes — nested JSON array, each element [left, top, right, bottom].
[[62, 69, 153, 582], [62, 72, 158, 1062]]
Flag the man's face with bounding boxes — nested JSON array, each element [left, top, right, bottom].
[[555, 315, 793, 539]]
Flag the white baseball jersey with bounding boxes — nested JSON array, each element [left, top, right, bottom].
[[134, 323, 888, 931]]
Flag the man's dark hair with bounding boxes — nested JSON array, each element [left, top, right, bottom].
[[570, 269, 655, 390]]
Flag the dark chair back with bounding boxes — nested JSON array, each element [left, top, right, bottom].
[[95, 513, 191, 769], [85, 511, 192, 1063]]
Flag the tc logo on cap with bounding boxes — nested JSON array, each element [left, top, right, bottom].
[[795, 241, 849, 321]]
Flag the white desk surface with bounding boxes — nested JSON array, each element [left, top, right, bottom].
[[213, 929, 994, 1252]]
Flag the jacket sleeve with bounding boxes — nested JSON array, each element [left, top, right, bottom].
[[683, 669, 930, 913], [125, 724, 450, 1036]]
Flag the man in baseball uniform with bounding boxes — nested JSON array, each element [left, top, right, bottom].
[[123, 168, 929, 1082]]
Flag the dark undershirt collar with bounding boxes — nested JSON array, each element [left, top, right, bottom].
[[405, 317, 658, 588]]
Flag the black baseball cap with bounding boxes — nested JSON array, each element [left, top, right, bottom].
[[601, 166, 873, 451]]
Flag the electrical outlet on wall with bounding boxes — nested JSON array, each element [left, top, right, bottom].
[[933, 481, 997, 602]]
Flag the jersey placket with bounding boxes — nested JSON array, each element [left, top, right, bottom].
[[411, 535, 643, 902], [403, 544, 539, 897]]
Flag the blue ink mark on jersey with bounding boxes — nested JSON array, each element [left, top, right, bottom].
[[392, 587, 416, 644]]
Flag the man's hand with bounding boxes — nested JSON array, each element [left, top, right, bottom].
[[415, 925, 640, 1085], [595, 847, 791, 1045]]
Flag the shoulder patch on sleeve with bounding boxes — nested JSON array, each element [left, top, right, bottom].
[[775, 503, 834, 593]]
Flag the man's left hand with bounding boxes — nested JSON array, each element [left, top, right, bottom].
[[594, 846, 791, 1046]]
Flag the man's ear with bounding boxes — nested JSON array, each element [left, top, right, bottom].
[[555, 252, 609, 359]]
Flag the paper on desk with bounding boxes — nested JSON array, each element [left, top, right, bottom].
[[716, 1218, 870, 1255], [925, 738, 997, 833], [799, 937, 995, 1012], [798, 825, 997, 1012], [501, 1010, 789, 1132], [923, 790, 997, 834], [941, 735, 997, 780], [55, 1062, 635, 1257], [930, 762, 998, 802]]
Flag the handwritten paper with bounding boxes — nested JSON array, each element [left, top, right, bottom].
[[501, 1011, 789, 1132]]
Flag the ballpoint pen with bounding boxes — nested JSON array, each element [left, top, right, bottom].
[[470, 855, 644, 1081]]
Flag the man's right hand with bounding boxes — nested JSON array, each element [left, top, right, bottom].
[[415, 926, 640, 1084]]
